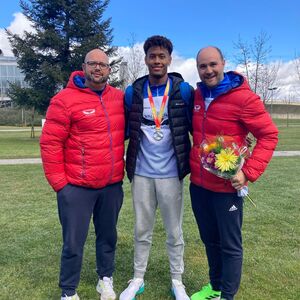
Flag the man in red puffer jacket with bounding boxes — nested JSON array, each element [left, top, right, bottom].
[[190, 46, 278, 300], [40, 49, 124, 300]]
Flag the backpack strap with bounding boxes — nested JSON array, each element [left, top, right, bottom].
[[125, 85, 133, 110], [180, 81, 192, 104], [180, 81, 194, 132], [124, 85, 134, 139]]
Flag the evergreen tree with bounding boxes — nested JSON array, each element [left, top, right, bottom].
[[7, 0, 120, 115]]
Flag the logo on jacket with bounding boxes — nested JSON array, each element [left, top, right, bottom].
[[194, 104, 201, 112], [82, 109, 96, 115]]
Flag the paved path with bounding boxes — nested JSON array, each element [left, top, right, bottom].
[[273, 151, 300, 157], [0, 151, 299, 165], [0, 129, 42, 132], [0, 158, 42, 165]]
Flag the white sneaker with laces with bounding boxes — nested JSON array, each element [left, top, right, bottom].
[[61, 293, 80, 300], [171, 279, 190, 300], [96, 277, 116, 300], [119, 278, 144, 300]]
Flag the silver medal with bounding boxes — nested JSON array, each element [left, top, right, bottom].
[[153, 129, 164, 141]]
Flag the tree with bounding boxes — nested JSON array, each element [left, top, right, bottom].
[[7, 84, 40, 137], [283, 90, 294, 127], [295, 53, 300, 82], [234, 31, 279, 103], [6, 0, 120, 123], [118, 33, 147, 90]]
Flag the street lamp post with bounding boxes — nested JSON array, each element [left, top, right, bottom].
[[268, 87, 278, 116]]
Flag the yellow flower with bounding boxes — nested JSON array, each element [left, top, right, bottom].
[[215, 148, 238, 172], [204, 142, 218, 153]]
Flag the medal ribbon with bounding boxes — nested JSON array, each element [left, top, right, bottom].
[[147, 79, 170, 131]]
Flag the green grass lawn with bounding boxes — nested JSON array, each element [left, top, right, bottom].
[[0, 157, 299, 299], [276, 126, 300, 151], [272, 118, 300, 151], [0, 129, 42, 159], [274, 118, 300, 127], [0, 120, 299, 159], [0, 122, 299, 299]]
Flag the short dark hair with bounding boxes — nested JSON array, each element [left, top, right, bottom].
[[143, 35, 173, 55], [196, 46, 225, 61]]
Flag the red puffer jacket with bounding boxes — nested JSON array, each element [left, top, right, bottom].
[[40, 71, 125, 192], [190, 72, 278, 193]]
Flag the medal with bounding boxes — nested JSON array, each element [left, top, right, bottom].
[[153, 129, 164, 141], [147, 79, 170, 141]]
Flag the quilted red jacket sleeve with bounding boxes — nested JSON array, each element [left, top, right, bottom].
[[240, 92, 278, 182], [40, 96, 70, 191]]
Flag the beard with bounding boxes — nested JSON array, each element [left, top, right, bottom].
[[86, 73, 109, 85]]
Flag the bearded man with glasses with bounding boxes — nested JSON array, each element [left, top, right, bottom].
[[40, 49, 125, 300]]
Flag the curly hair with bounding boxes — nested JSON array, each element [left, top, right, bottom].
[[143, 35, 173, 55]]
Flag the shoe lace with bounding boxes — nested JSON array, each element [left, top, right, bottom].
[[127, 278, 143, 288], [203, 283, 211, 290], [104, 277, 113, 285], [102, 277, 114, 294], [172, 279, 187, 292]]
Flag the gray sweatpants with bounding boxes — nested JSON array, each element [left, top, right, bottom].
[[132, 175, 185, 281]]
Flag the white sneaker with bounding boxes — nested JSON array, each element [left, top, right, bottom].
[[171, 279, 190, 300], [119, 278, 144, 300], [96, 277, 116, 300], [61, 293, 80, 300]]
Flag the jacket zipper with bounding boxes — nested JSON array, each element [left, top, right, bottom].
[[131, 95, 143, 180], [99, 95, 114, 183], [167, 86, 181, 177], [200, 108, 206, 186], [200, 89, 213, 185], [200, 92, 228, 188]]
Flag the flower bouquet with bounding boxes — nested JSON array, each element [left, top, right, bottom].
[[200, 135, 256, 207]]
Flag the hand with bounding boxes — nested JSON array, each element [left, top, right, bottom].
[[231, 170, 247, 190], [246, 136, 253, 148]]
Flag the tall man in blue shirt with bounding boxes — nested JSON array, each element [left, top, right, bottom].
[[119, 35, 193, 300]]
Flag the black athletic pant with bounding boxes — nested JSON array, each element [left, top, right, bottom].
[[57, 182, 123, 296], [190, 183, 243, 300]]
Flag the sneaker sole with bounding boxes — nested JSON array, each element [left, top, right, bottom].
[[171, 288, 175, 298], [99, 295, 116, 300], [96, 288, 116, 300], [133, 285, 145, 299], [191, 291, 221, 300], [191, 295, 220, 300], [171, 288, 190, 299]]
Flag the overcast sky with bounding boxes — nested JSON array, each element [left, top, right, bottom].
[[0, 7, 300, 101]]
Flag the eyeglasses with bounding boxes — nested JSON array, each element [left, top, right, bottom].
[[85, 61, 110, 69]]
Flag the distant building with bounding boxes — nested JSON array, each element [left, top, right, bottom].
[[0, 53, 28, 108]]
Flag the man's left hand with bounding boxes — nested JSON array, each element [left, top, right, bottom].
[[231, 170, 247, 190]]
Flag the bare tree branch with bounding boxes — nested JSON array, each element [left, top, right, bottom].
[[118, 33, 147, 89], [233, 35, 251, 81], [234, 31, 278, 103], [295, 52, 300, 82]]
